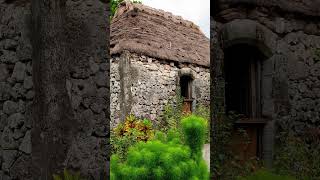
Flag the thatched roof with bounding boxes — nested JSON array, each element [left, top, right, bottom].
[[110, 1, 210, 67]]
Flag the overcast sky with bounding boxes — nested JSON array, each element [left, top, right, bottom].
[[140, 0, 210, 38]]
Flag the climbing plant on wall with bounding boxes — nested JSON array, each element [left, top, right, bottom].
[[110, 0, 142, 19]]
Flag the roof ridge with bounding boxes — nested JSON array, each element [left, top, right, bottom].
[[112, 0, 202, 32], [110, 0, 209, 67]]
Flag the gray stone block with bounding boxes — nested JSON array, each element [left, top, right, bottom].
[[3, 101, 18, 115], [11, 62, 26, 82]]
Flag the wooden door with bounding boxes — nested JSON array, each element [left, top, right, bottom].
[[231, 126, 258, 161], [181, 76, 193, 114], [182, 99, 192, 114]]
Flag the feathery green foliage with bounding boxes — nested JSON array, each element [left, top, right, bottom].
[[193, 104, 210, 143], [111, 115, 209, 180], [181, 115, 207, 157], [52, 169, 83, 180]]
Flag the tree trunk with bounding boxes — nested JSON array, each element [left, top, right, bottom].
[[31, 0, 77, 179]]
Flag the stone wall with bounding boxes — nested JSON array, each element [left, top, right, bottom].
[[212, 3, 320, 166], [62, 0, 109, 179], [213, 3, 320, 132], [110, 51, 210, 128], [277, 31, 320, 132], [0, 1, 33, 179], [1, 0, 109, 179], [214, 0, 320, 17]]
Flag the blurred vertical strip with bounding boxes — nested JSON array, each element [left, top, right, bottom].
[[30, 0, 110, 179]]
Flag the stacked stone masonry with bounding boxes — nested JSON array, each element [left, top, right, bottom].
[[212, 1, 320, 167], [110, 52, 210, 128], [63, 0, 109, 179], [110, 2, 210, 128], [1, 0, 109, 179], [0, 2, 33, 179], [214, 2, 320, 133]]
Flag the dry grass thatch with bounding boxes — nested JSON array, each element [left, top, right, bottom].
[[111, 1, 210, 67]]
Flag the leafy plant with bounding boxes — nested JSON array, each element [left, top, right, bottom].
[[181, 115, 207, 158], [160, 91, 210, 143], [212, 113, 234, 178], [160, 89, 185, 132], [111, 0, 142, 19], [193, 104, 210, 143], [273, 129, 320, 180], [53, 169, 83, 180], [111, 114, 154, 160], [237, 169, 296, 180], [111, 115, 209, 180], [212, 112, 263, 179]]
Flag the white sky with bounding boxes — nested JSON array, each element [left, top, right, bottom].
[[140, 0, 210, 38]]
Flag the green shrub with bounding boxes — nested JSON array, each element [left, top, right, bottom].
[[153, 128, 182, 145], [160, 90, 185, 132], [181, 115, 207, 157], [237, 169, 296, 180], [53, 169, 83, 180], [160, 92, 210, 143], [111, 140, 208, 180], [111, 115, 154, 160], [193, 104, 210, 143], [111, 115, 209, 180]]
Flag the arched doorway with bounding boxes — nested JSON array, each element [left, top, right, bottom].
[[225, 44, 267, 160], [211, 19, 278, 167]]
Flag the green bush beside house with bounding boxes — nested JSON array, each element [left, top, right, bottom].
[[110, 115, 209, 180]]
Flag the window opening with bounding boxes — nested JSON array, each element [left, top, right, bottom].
[[180, 75, 193, 113]]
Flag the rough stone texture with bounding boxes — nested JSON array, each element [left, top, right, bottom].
[[1, 0, 109, 179], [30, 0, 109, 179], [212, 1, 320, 168], [110, 52, 210, 128], [58, 1, 109, 179], [111, 1, 210, 67], [214, 0, 320, 17], [0, 1, 33, 179]]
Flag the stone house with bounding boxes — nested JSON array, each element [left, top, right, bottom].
[[212, 0, 320, 167], [110, 2, 210, 127]]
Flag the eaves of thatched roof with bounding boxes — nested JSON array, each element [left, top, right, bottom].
[[110, 1, 210, 67]]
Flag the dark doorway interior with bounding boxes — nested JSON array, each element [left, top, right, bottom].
[[180, 75, 193, 113], [225, 44, 265, 118], [224, 44, 266, 160]]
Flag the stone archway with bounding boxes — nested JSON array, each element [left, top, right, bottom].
[[213, 19, 278, 167], [220, 19, 277, 56]]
